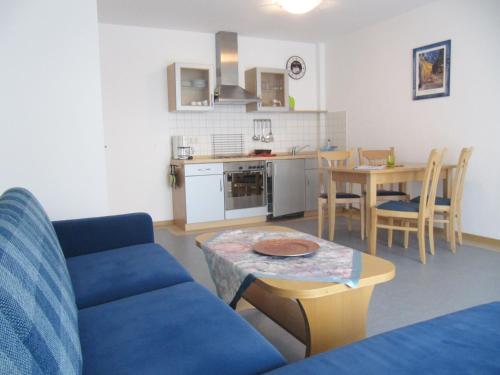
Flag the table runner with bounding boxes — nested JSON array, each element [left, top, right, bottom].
[[201, 229, 362, 308]]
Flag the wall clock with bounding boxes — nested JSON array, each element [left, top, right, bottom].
[[286, 56, 306, 80]]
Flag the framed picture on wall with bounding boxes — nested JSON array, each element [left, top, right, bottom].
[[412, 40, 451, 100]]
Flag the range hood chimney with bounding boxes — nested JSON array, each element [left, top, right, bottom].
[[215, 31, 259, 104]]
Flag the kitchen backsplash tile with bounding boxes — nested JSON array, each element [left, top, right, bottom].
[[322, 111, 347, 151], [169, 105, 346, 156]]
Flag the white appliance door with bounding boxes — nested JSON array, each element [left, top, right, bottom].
[[185, 174, 225, 223], [272, 159, 305, 217]]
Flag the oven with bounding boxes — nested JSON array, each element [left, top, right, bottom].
[[223, 161, 267, 219]]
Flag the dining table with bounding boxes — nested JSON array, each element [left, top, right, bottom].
[[326, 164, 455, 255]]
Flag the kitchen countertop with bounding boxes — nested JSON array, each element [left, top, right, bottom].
[[171, 152, 317, 165]]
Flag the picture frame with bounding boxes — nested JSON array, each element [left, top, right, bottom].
[[412, 40, 451, 100]]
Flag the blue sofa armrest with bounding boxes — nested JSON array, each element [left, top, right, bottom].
[[53, 213, 155, 258]]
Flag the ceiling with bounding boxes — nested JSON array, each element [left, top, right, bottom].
[[97, 0, 439, 42]]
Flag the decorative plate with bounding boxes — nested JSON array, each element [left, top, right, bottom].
[[286, 56, 306, 80], [254, 239, 319, 257]]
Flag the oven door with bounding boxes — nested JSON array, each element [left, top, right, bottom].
[[224, 170, 266, 211]]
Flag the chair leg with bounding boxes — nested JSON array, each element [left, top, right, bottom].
[[360, 200, 365, 241], [444, 213, 450, 242], [369, 208, 378, 255], [365, 197, 370, 238], [428, 217, 435, 256], [418, 220, 426, 264], [449, 212, 457, 253], [347, 205, 352, 232], [328, 201, 336, 242], [457, 210, 463, 245], [387, 217, 393, 248], [403, 220, 410, 248], [317, 199, 323, 238]]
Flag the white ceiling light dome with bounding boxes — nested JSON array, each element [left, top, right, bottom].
[[276, 0, 323, 14]]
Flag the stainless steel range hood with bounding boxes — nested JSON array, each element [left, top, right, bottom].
[[215, 31, 259, 104]]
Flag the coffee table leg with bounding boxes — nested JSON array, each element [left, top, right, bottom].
[[297, 285, 374, 357]]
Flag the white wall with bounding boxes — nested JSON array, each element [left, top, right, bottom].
[[0, 0, 108, 220], [326, 0, 500, 239], [99, 24, 327, 221]]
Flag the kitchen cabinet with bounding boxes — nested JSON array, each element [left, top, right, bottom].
[[167, 63, 214, 112], [180, 163, 224, 224], [270, 159, 305, 217], [245, 68, 289, 112], [185, 174, 224, 224]]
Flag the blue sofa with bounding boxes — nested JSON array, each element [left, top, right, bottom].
[[0, 188, 286, 374], [1, 187, 499, 375], [266, 301, 500, 374]]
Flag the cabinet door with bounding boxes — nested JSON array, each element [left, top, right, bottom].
[[305, 169, 319, 211], [168, 63, 214, 112], [259, 70, 289, 111], [185, 174, 224, 223], [272, 159, 305, 217], [245, 68, 289, 112]]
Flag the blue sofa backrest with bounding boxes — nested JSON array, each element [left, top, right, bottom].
[[0, 188, 81, 374]]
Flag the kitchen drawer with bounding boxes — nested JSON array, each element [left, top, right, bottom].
[[305, 158, 318, 170], [185, 163, 223, 176]]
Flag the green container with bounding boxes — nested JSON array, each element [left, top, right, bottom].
[[288, 96, 295, 111]]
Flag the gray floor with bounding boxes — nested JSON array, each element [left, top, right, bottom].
[[154, 218, 500, 362]]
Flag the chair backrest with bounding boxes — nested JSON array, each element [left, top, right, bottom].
[[418, 149, 447, 218], [358, 147, 395, 166], [358, 147, 396, 190], [317, 149, 354, 193], [451, 147, 474, 212]]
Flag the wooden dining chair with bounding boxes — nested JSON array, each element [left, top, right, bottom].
[[411, 147, 473, 252], [317, 149, 365, 241], [370, 148, 446, 264], [358, 147, 410, 202]]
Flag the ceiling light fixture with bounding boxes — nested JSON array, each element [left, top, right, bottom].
[[276, 0, 322, 14]]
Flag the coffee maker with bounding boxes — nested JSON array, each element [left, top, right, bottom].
[[171, 136, 194, 160]]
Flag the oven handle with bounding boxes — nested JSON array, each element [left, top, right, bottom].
[[266, 161, 273, 177]]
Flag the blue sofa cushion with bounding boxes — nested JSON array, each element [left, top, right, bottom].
[[79, 282, 286, 375], [53, 213, 154, 258], [264, 302, 500, 375], [0, 188, 81, 374], [411, 196, 451, 206], [378, 200, 420, 212], [66, 243, 193, 309]]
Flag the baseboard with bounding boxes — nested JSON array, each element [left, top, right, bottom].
[[461, 232, 500, 251], [183, 216, 267, 232], [153, 220, 174, 228], [429, 227, 500, 251]]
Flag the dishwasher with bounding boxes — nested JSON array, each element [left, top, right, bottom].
[[266, 159, 305, 218]]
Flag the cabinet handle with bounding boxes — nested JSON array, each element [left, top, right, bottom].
[[219, 178, 223, 192]]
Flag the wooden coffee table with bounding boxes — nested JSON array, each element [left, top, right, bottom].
[[196, 225, 395, 356]]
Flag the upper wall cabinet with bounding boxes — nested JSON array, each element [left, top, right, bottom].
[[245, 68, 289, 112], [167, 63, 215, 112]]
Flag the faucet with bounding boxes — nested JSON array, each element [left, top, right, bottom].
[[291, 145, 310, 156]]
